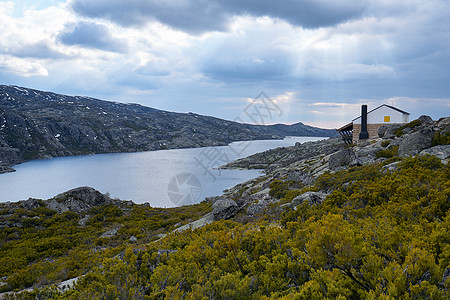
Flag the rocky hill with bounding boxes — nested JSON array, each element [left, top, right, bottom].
[[0, 85, 337, 173], [213, 115, 449, 218]]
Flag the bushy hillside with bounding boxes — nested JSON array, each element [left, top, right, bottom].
[[1, 155, 448, 299], [1, 116, 448, 299]]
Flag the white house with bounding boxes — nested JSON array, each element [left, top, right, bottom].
[[337, 104, 410, 144]]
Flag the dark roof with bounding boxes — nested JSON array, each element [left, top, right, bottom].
[[352, 104, 410, 122], [337, 122, 353, 132]]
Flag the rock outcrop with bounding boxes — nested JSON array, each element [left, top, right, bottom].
[[329, 149, 354, 170], [420, 145, 450, 160], [0, 187, 127, 230], [378, 124, 401, 139], [219, 115, 449, 221], [47, 187, 112, 214], [288, 191, 327, 208], [398, 128, 434, 157]]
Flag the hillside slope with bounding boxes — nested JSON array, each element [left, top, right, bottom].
[[0, 116, 448, 299], [0, 85, 336, 172]]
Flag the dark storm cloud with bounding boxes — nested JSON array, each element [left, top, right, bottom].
[[222, 0, 369, 28], [70, 0, 369, 33], [58, 21, 127, 52], [70, 0, 229, 34]]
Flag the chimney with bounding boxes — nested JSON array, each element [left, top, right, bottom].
[[359, 105, 369, 140]]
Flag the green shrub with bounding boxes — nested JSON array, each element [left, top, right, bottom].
[[376, 145, 399, 158], [394, 119, 422, 137], [381, 140, 391, 147], [269, 180, 301, 199], [431, 128, 450, 146]]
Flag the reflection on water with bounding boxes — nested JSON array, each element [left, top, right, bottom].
[[0, 137, 324, 207]]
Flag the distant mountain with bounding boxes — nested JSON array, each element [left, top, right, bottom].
[[0, 85, 337, 172]]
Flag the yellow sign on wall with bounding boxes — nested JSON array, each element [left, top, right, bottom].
[[384, 116, 390, 122]]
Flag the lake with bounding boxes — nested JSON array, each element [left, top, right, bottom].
[[0, 137, 324, 207]]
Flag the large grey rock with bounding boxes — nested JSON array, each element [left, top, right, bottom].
[[378, 124, 402, 138], [212, 198, 239, 220], [247, 200, 269, 216], [54, 187, 111, 206], [289, 192, 327, 208], [398, 128, 434, 157], [418, 115, 434, 126], [174, 212, 215, 232], [47, 187, 112, 213], [378, 125, 388, 138], [435, 117, 450, 129], [21, 198, 41, 210], [419, 145, 450, 160], [287, 171, 315, 186], [329, 149, 354, 169]]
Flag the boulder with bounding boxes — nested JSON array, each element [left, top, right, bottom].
[[419, 145, 450, 160], [48, 187, 112, 213], [54, 187, 111, 207], [329, 149, 354, 169], [418, 115, 434, 126], [21, 198, 41, 210], [47, 199, 87, 214], [247, 200, 269, 216], [378, 124, 402, 139], [212, 198, 239, 220], [174, 212, 215, 232], [435, 117, 450, 129], [398, 128, 434, 157], [378, 125, 388, 138], [289, 192, 327, 208], [287, 171, 315, 186]]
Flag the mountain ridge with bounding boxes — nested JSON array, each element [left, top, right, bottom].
[[0, 85, 337, 173]]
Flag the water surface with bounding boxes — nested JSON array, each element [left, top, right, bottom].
[[0, 137, 324, 207]]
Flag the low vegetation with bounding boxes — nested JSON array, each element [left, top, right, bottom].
[[1, 155, 448, 299], [394, 119, 422, 137]]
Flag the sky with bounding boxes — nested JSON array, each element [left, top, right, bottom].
[[0, 0, 449, 128]]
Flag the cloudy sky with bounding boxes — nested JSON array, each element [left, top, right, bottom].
[[0, 0, 449, 128]]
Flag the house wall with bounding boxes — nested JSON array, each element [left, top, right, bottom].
[[353, 124, 386, 143], [353, 106, 409, 125]]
